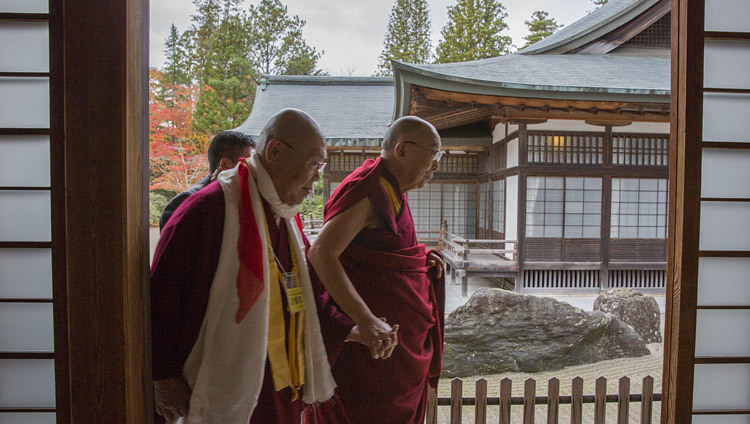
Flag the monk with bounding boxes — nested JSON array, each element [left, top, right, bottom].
[[306, 116, 446, 424], [150, 108, 395, 424]]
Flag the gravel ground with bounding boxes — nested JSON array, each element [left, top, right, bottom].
[[434, 317, 665, 423]]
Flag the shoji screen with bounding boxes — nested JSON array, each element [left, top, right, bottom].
[[0, 3, 56, 423], [693, 0, 750, 421]]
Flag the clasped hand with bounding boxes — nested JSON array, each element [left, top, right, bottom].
[[348, 317, 399, 360]]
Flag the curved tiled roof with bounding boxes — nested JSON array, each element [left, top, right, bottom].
[[395, 53, 669, 95], [234, 75, 394, 140], [519, 0, 659, 54]]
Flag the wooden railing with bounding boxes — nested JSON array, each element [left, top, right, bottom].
[[440, 232, 518, 262], [427, 376, 660, 424]]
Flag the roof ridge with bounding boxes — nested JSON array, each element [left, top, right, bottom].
[[520, 0, 657, 55], [261, 75, 394, 87]]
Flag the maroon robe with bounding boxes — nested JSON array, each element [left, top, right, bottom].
[[151, 181, 354, 424], [307, 157, 445, 424]]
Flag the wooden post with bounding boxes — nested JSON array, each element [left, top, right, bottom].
[[641, 376, 654, 424], [571, 377, 583, 424], [475, 378, 488, 424], [461, 239, 469, 296], [517, 168, 527, 293], [600, 175, 611, 291], [523, 378, 536, 424], [500, 377, 512, 424], [617, 376, 630, 424], [426, 386, 438, 424], [547, 378, 559, 424], [594, 377, 607, 423], [450, 378, 462, 424]]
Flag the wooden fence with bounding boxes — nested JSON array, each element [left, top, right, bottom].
[[426, 376, 660, 424]]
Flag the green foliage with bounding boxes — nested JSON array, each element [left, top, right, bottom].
[[521, 11, 562, 49], [163, 24, 192, 86], [192, 13, 256, 135], [376, 0, 432, 76], [435, 0, 513, 63], [149, 190, 173, 226], [592, 0, 608, 5], [245, 0, 325, 77], [299, 178, 324, 220]]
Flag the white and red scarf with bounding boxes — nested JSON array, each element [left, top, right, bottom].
[[180, 153, 336, 423]]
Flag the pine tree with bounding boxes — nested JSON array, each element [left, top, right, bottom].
[[192, 13, 256, 136], [162, 24, 191, 87], [245, 0, 324, 77], [435, 0, 513, 63], [376, 0, 432, 76], [521, 11, 562, 49]]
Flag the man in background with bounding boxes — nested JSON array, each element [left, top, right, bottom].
[[159, 130, 254, 230]]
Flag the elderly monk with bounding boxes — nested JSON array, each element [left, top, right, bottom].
[[150, 108, 389, 423], [306, 116, 446, 424]]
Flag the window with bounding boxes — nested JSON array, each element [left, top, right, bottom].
[[527, 133, 604, 164], [493, 179, 505, 234], [478, 181, 490, 231], [564, 177, 602, 238], [526, 176, 563, 237], [405, 182, 442, 236], [442, 183, 476, 238], [612, 135, 669, 166], [526, 176, 602, 238], [611, 178, 668, 239]]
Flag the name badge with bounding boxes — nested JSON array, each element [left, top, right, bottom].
[[282, 271, 305, 313]]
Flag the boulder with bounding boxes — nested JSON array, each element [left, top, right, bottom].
[[594, 288, 662, 343], [442, 288, 650, 377]]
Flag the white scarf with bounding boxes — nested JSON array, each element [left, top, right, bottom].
[[249, 153, 302, 219], [180, 157, 336, 423]]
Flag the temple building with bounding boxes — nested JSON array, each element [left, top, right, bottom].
[[235, 0, 672, 293]]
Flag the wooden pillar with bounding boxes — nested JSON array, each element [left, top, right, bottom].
[[600, 126, 613, 290], [516, 123, 528, 292], [51, 0, 151, 421], [661, 0, 703, 422]]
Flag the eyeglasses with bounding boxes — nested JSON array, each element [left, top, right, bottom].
[[276, 139, 327, 172], [404, 141, 445, 162]]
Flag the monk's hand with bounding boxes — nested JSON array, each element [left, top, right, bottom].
[[426, 251, 444, 278], [348, 318, 399, 359], [359, 316, 395, 359], [154, 377, 191, 422], [380, 323, 399, 360]]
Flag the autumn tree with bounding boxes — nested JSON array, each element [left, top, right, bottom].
[[148, 68, 205, 195], [376, 0, 432, 76], [435, 0, 513, 63], [521, 11, 562, 49]]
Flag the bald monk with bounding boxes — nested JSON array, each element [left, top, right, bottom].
[[150, 108, 394, 424], [306, 116, 446, 424]]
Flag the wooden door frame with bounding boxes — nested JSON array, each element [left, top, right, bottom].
[[661, 0, 703, 422], [50, 0, 152, 421], [47, 0, 710, 422]]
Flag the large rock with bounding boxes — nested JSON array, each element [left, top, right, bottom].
[[442, 288, 650, 377], [594, 288, 662, 343]]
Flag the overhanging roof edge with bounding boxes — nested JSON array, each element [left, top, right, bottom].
[[392, 61, 671, 101]]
